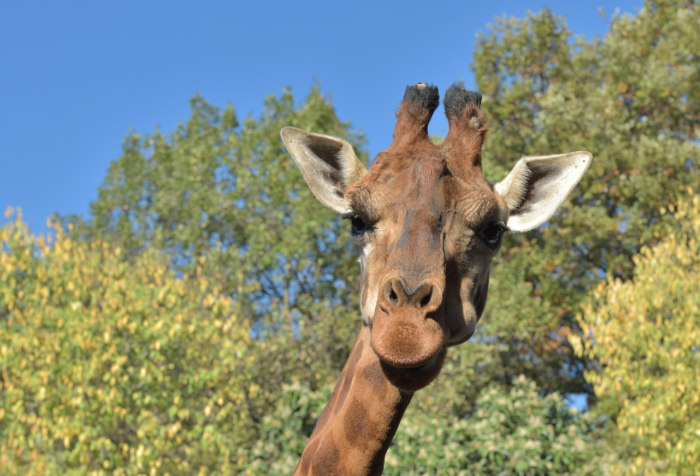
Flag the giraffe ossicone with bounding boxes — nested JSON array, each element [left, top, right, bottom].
[[281, 82, 591, 475]]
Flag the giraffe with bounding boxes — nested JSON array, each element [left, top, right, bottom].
[[280, 83, 591, 475]]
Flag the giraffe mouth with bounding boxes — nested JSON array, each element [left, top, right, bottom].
[[369, 295, 448, 391], [370, 305, 446, 367], [378, 346, 446, 392]]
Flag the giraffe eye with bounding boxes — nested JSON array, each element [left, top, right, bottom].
[[350, 216, 370, 236], [345, 214, 373, 237], [478, 222, 505, 249]]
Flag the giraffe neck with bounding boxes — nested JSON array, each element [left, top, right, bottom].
[[294, 325, 413, 476]]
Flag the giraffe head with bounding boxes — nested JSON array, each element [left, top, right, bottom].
[[281, 83, 590, 392]]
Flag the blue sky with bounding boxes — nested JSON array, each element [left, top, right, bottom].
[[1, 1, 642, 235]]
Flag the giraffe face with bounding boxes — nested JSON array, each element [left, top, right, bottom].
[[345, 141, 507, 391], [281, 82, 591, 393]]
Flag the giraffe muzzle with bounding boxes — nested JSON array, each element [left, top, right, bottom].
[[370, 275, 446, 384]]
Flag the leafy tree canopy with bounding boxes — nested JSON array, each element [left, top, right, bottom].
[[434, 0, 700, 412], [239, 376, 600, 475], [31, 0, 697, 472], [0, 210, 251, 473], [64, 86, 369, 393], [575, 191, 700, 474]]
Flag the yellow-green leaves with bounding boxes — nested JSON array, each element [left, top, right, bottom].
[[390, 376, 598, 475], [238, 375, 600, 475], [67, 86, 365, 400], [0, 212, 251, 474], [577, 193, 700, 474], [469, 0, 700, 407]]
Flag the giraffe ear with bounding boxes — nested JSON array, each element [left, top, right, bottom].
[[493, 151, 592, 232], [281, 127, 367, 214]]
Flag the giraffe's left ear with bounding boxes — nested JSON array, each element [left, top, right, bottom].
[[493, 151, 592, 232], [281, 127, 367, 214]]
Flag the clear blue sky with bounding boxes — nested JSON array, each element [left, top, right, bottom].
[[1, 1, 642, 235]]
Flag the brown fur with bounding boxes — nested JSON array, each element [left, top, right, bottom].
[[295, 327, 413, 476], [293, 84, 509, 476]]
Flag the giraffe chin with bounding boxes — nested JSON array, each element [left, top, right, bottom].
[[378, 347, 446, 392]]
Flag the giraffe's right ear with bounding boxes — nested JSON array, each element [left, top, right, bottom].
[[281, 127, 367, 214]]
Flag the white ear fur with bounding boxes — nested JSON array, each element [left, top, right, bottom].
[[494, 151, 592, 232], [281, 127, 367, 214]]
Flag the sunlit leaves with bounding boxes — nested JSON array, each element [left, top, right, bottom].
[[458, 0, 700, 408], [241, 382, 333, 475], [576, 193, 700, 474], [240, 376, 600, 475], [10, 1, 696, 472], [0, 213, 252, 473], [66, 86, 365, 389], [46, 85, 367, 472], [388, 376, 600, 475]]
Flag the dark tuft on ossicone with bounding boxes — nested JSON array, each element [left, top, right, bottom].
[[444, 83, 482, 119], [403, 83, 440, 114]]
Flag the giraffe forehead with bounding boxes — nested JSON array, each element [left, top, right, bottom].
[[349, 150, 492, 222], [384, 159, 443, 207]]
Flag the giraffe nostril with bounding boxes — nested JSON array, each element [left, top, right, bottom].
[[389, 287, 398, 305], [381, 278, 407, 309], [420, 288, 432, 308]]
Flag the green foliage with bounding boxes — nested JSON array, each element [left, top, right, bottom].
[[0, 210, 252, 474], [64, 85, 367, 418], [242, 382, 333, 475], [238, 376, 599, 475], [575, 192, 700, 474], [389, 376, 600, 475], [433, 0, 700, 414], [19, 1, 695, 472], [68, 85, 365, 335]]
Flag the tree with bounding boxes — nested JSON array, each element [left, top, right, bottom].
[[241, 382, 333, 475], [0, 210, 252, 473], [239, 376, 601, 475], [433, 0, 700, 413], [575, 192, 700, 474], [50, 0, 699, 467], [63, 86, 369, 414]]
